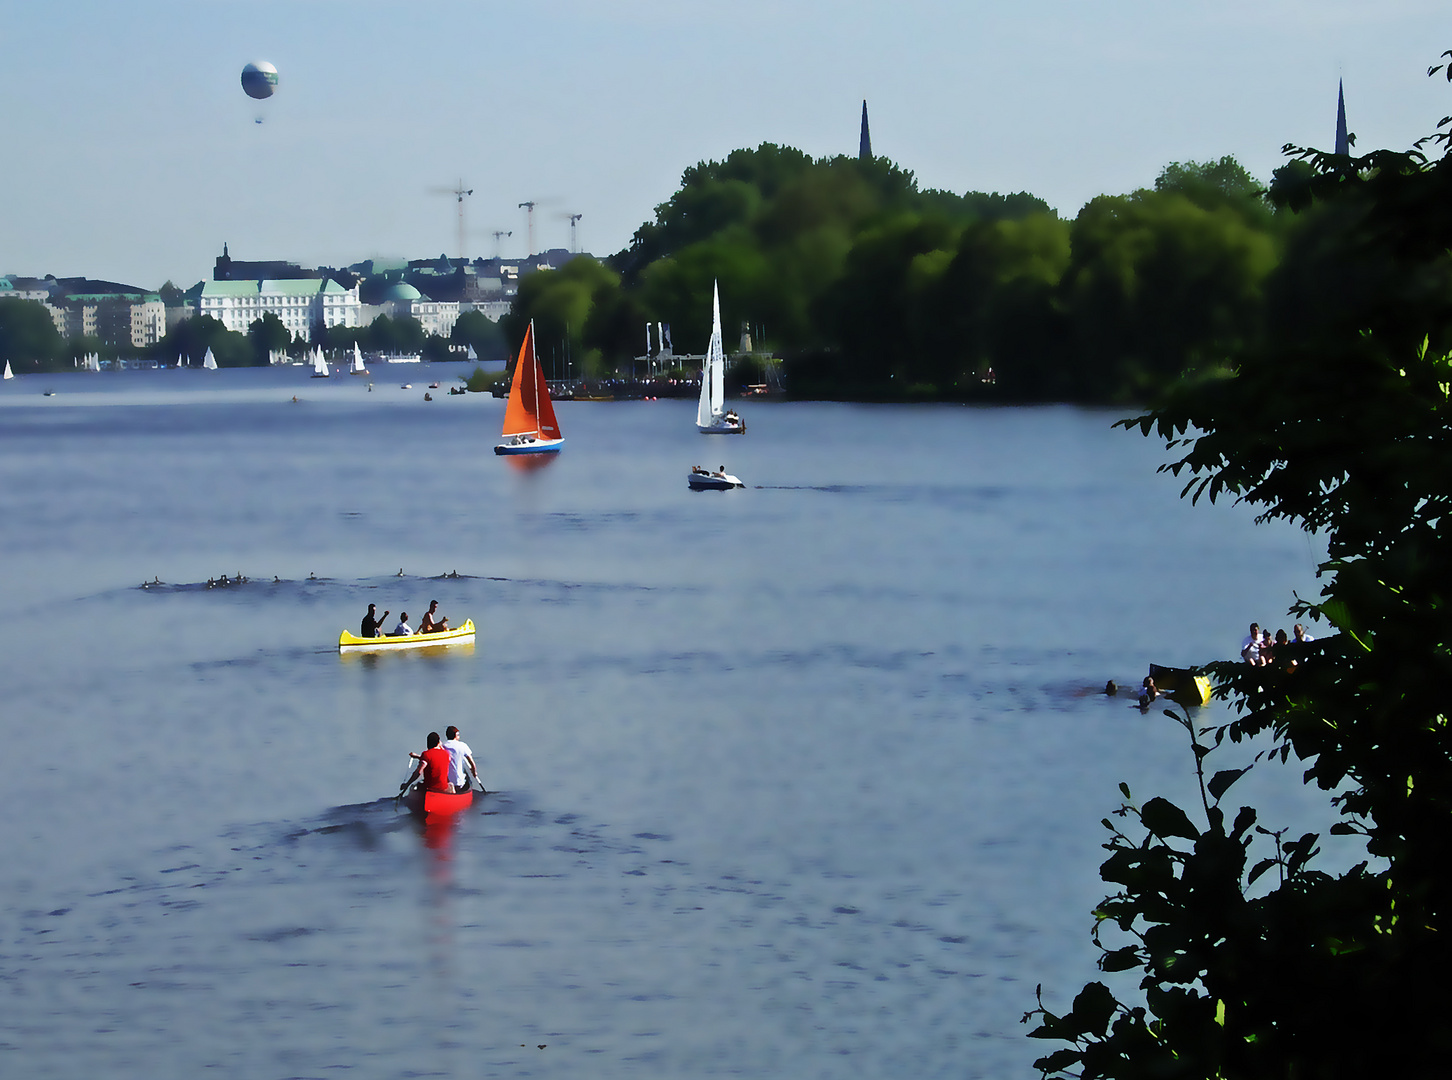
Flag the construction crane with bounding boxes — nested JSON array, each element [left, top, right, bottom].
[[489, 230, 512, 259], [560, 212, 583, 253], [430, 179, 474, 262], [517, 201, 537, 258]]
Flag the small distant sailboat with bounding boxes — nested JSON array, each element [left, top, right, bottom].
[[202, 347, 218, 371], [494, 321, 564, 455], [3, 359, 13, 380], [311, 346, 329, 378], [350, 342, 368, 375], [84, 352, 101, 373], [697, 282, 744, 434], [176, 353, 187, 369]]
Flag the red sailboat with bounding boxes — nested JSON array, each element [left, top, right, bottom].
[[494, 321, 564, 455]]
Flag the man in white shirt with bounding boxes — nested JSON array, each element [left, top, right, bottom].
[[389, 612, 413, 636], [1293, 624, 1315, 643], [1240, 623, 1262, 664], [443, 725, 479, 791]]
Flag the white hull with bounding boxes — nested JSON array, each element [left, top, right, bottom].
[[688, 470, 743, 490]]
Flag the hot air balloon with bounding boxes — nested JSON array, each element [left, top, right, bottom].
[[240, 61, 278, 101]]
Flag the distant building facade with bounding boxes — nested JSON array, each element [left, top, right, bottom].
[[191, 278, 362, 342]]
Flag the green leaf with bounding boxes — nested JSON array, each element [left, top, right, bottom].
[[1207, 768, 1248, 802], [1140, 797, 1201, 840]]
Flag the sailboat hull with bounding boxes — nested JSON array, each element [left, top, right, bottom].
[[494, 436, 564, 455], [696, 419, 745, 434]]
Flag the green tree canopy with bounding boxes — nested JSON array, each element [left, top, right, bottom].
[[0, 297, 63, 371], [1028, 54, 1452, 1078]]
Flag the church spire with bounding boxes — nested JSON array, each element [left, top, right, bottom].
[[859, 100, 872, 160], [1335, 79, 1350, 156]]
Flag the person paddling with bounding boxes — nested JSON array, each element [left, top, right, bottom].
[[418, 600, 449, 635], [361, 603, 389, 638], [443, 725, 480, 792], [401, 731, 455, 795]]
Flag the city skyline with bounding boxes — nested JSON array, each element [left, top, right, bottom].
[[1, 1, 1446, 289]]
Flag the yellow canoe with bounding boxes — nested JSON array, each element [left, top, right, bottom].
[[338, 618, 475, 652]]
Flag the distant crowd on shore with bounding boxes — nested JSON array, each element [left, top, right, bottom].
[[1240, 622, 1314, 667]]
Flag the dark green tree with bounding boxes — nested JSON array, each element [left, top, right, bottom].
[[0, 297, 63, 371], [248, 312, 290, 365], [1027, 54, 1452, 1078]]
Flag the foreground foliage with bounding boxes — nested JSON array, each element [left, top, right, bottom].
[[1025, 55, 1452, 1077]]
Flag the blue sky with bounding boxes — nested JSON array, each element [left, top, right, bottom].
[[2, 1, 1447, 289]]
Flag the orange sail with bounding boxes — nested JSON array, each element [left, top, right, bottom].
[[501, 322, 561, 440]]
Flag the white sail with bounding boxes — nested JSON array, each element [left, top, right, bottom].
[[202, 347, 218, 370], [313, 347, 328, 377], [351, 342, 365, 373], [177, 353, 186, 368], [697, 281, 726, 428], [466, 344, 478, 362], [86, 352, 101, 372], [3, 360, 12, 380]]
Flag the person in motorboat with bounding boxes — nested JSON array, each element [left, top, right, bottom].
[[418, 600, 449, 635], [692, 465, 710, 475], [443, 725, 479, 791], [388, 612, 413, 637], [360, 603, 390, 639], [402, 731, 455, 794], [713, 464, 727, 478]]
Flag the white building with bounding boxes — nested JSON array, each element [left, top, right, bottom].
[[193, 278, 361, 342]]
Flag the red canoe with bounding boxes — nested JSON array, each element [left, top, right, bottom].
[[401, 785, 475, 816]]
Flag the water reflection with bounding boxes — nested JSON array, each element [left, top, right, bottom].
[[503, 453, 559, 474]]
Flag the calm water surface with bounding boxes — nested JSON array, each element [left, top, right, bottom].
[[0, 366, 1328, 1078]]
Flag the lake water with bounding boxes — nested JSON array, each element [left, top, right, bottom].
[[0, 365, 1330, 1079]]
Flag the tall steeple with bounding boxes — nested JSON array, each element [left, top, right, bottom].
[[859, 100, 872, 161], [1335, 79, 1350, 156]]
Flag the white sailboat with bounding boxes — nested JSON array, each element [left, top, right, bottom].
[[3, 359, 13, 380], [349, 342, 368, 375], [85, 352, 101, 372], [202, 347, 218, 371], [696, 281, 744, 434], [311, 346, 329, 378]]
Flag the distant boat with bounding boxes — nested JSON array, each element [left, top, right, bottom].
[[3, 360, 12, 380], [311, 347, 329, 378], [688, 465, 744, 491], [383, 353, 422, 364], [697, 282, 744, 434], [494, 321, 564, 455], [83, 352, 101, 373], [176, 354, 187, 369], [202, 347, 218, 371], [349, 342, 368, 375]]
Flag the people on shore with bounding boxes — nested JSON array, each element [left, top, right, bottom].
[[360, 603, 389, 639], [1241, 623, 1262, 665], [1293, 623, 1315, 643]]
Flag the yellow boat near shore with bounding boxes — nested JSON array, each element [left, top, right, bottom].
[[338, 618, 475, 652], [1147, 663, 1213, 706]]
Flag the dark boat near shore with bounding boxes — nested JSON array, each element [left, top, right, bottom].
[[1147, 663, 1212, 706]]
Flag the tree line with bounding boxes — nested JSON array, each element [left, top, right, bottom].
[[502, 144, 1348, 403]]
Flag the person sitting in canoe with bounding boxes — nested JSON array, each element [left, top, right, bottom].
[[443, 725, 478, 791], [360, 603, 390, 639], [418, 600, 450, 634], [388, 612, 413, 637], [402, 731, 455, 794]]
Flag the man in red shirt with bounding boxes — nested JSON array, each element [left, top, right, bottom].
[[402, 731, 456, 794]]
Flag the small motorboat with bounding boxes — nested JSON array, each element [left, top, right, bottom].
[[400, 784, 475, 817], [400, 383, 412, 389], [338, 619, 475, 652], [688, 467, 743, 491], [1147, 663, 1212, 706]]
